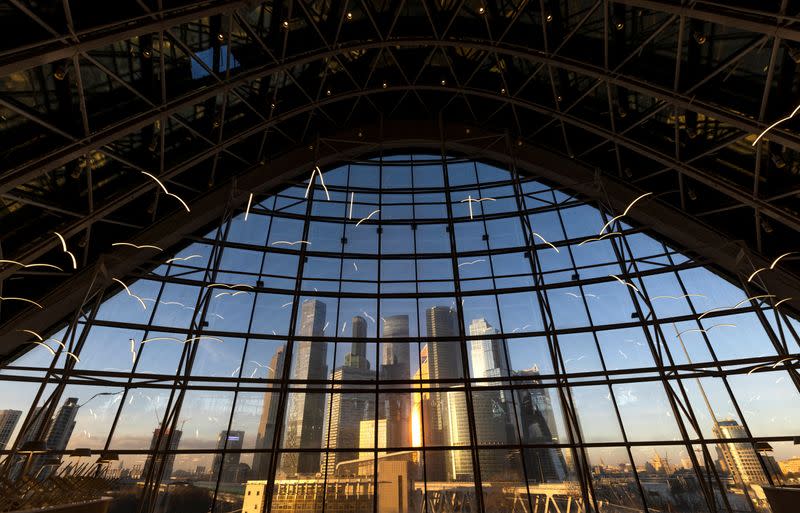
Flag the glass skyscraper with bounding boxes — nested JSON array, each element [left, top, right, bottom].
[[281, 299, 328, 476], [0, 156, 796, 513]]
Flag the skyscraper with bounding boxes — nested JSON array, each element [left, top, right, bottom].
[[18, 407, 47, 446], [425, 306, 462, 481], [468, 318, 509, 379], [281, 299, 328, 476], [9, 406, 47, 479], [0, 409, 22, 449], [426, 307, 461, 381], [514, 366, 567, 482], [380, 315, 411, 449], [713, 419, 769, 486], [32, 397, 79, 478], [381, 315, 411, 376], [322, 316, 375, 474], [345, 316, 370, 370], [252, 345, 286, 479], [141, 426, 183, 482], [464, 319, 514, 480], [212, 430, 246, 482], [45, 397, 79, 454]]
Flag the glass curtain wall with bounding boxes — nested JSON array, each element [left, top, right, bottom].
[[1, 154, 799, 513]]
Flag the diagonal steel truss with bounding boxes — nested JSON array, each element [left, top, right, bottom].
[[0, 0, 799, 346]]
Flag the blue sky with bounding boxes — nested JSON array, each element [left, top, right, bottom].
[[2, 158, 799, 474]]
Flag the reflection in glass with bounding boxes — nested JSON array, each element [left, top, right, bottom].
[[1, 155, 797, 513]]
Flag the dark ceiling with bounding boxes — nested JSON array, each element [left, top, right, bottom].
[[1, 0, 800, 341]]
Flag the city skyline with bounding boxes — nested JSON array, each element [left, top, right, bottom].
[[3, 299, 797, 474], [0, 158, 797, 513]]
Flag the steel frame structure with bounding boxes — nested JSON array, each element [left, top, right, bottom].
[[1, 0, 800, 345], [0, 147, 798, 513]]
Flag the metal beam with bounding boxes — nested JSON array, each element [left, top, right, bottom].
[[613, 0, 800, 43], [5, 80, 800, 287], [1, 121, 798, 360], [0, 0, 246, 76], [5, 36, 800, 197]]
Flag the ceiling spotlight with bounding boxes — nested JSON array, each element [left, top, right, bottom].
[[270, 102, 276, 110], [500, 87, 506, 94], [440, 79, 446, 86], [693, 32, 707, 45], [545, 13, 553, 22], [623, 167, 633, 178], [346, 12, 353, 20], [357, 130, 363, 138], [326, 89, 332, 96], [382, 81, 388, 89], [516, 139, 523, 146], [761, 220, 774, 234], [54, 67, 66, 80], [687, 188, 697, 201], [217, 33, 225, 41], [142, 48, 152, 59], [282, 20, 290, 29], [615, 21, 624, 31], [478, 6, 485, 14], [556, 95, 562, 102]]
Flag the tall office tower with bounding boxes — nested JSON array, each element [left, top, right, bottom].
[[514, 366, 567, 482], [212, 430, 245, 482], [18, 407, 47, 446], [713, 419, 769, 485], [447, 319, 514, 481], [32, 397, 80, 478], [468, 318, 509, 379], [9, 406, 48, 479], [281, 299, 328, 476], [380, 315, 411, 449], [345, 316, 370, 369], [382, 315, 411, 375], [141, 426, 183, 482], [0, 409, 22, 449], [252, 345, 286, 479], [45, 397, 79, 453], [445, 391, 473, 481], [321, 319, 376, 475], [411, 345, 429, 449], [425, 306, 462, 481]]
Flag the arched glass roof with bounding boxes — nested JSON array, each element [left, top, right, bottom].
[[0, 155, 799, 513]]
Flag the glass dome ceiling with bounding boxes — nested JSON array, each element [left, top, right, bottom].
[[0, 155, 798, 513]]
